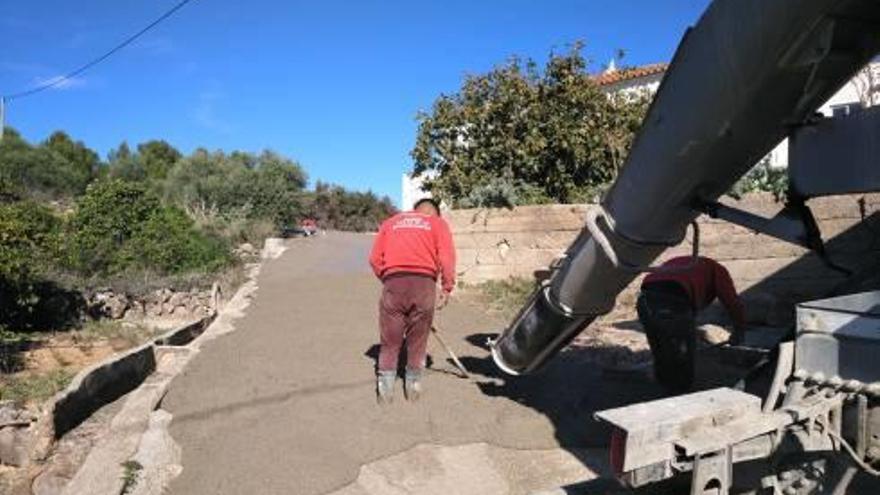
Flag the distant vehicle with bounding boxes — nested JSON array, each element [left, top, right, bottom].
[[281, 218, 319, 238]]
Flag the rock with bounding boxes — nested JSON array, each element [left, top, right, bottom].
[[167, 292, 188, 309], [0, 426, 32, 467], [0, 468, 33, 495], [32, 471, 71, 495], [145, 301, 164, 318], [124, 301, 145, 321], [153, 289, 173, 304], [171, 306, 192, 320], [698, 324, 731, 345], [0, 402, 20, 426], [91, 291, 129, 320], [0, 402, 36, 429], [237, 243, 256, 255]]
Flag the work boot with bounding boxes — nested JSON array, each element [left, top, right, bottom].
[[404, 369, 423, 402], [376, 371, 395, 405]]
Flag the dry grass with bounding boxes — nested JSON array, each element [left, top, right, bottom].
[[468, 277, 537, 318], [0, 320, 162, 406], [0, 368, 74, 405]]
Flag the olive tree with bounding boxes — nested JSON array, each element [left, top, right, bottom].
[[412, 44, 649, 207]]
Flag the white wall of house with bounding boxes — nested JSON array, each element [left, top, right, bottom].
[[766, 69, 869, 168], [599, 73, 664, 98], [401, 171, 436, 212]]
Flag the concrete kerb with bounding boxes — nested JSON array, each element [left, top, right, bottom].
[[26, 238, 286, 494]]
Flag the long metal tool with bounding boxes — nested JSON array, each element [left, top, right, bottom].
[[430, 326, 469, 379]]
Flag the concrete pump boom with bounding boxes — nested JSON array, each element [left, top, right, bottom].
[[491, 0, 880, 375]]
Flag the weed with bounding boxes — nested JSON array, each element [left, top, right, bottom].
[[0, 368, 74, 405], [71, 320, 156, 350], [120, 460, 143, 494], [0, 327, 30, 373], [473, 277, 536, 318]]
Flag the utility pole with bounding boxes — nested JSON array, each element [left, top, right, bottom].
[[0, 97, 5, 141]]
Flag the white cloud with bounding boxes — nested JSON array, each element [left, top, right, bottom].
[[33, 75, 88, 91]]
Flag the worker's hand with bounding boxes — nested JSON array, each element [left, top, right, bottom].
[[437, 290, 451, 310]]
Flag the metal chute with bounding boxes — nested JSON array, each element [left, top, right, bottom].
[[491, 0, 880, 375]]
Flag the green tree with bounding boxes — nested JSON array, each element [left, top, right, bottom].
[[0, 128, 97, 199], [68, 179, 160, 273], [122, 206, 230, 274], [304, 181, 396, 232], [0, 201, 63, 327], [137, 140, 182, 180], [107, 142, 146, 182], [164, 148, 308, 228], [68, 179, 230, 275], [411, 44, 650, 207], [44, 131, 99, 192]]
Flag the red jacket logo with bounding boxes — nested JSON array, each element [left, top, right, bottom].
[[391, 216, 432, 231]]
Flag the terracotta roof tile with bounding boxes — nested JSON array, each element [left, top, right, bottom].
[[594, 63, 668, 87]]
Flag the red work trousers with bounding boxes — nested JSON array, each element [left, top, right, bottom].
[[378, 274, 436, 372]]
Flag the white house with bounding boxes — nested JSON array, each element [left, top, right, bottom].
[[401, 170, 436, 212], [595, 60, 667, 97], [764, 64, 875, 168]]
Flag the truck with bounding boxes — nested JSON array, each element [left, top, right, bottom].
[[488, 0, 880, 493]]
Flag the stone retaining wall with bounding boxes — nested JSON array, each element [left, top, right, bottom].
[[449, 193, 880, 319]]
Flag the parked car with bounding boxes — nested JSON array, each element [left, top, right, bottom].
[[281, 219, 319, 238]]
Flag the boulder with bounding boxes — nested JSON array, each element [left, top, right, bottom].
[[145, 300, 164, 318], [0, 426, 31, 467], [90, 291, 130, 320], [167, 292, 188, 309], [153, 288, 173, 304], [124, 301, 145, 321]]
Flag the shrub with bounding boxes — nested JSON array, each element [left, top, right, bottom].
[[0, 201, 61, 282], [164, 149, 307, 230], [124, 206, 231, 274], [68, 179, 231, 276], [0, 129, 94, 199], [0, 201, 67, 328], [304, 182, 397, 232], [68, 180, 159, 274], [729, 159, 789, 201]]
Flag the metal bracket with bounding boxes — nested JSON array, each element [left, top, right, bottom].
[[690, 447, 733, 495], [697, 198, 851, 276], [585, 207, 700, 273]]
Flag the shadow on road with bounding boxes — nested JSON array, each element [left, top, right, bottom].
[[459, 332, 665, 450]]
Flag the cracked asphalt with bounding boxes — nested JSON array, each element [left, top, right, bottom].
[[163, 233, 651, 494]]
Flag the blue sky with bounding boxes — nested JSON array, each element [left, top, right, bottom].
[[1, 0, 709, 205]]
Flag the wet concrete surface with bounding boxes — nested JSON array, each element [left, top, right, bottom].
[[163, 232, 665, 494]]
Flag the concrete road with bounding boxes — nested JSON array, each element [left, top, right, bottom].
[[163, 233, 661, 494]]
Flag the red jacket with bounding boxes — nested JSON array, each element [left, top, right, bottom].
[[369, 212, 457, 293], [643, 256, 745, 329]]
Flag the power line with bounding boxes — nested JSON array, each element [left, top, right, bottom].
[[3, 0, 198, 101]]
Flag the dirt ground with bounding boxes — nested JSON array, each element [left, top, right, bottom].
[[161, 232, 667, 494]]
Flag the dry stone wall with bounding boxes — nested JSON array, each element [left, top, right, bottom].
[[448, 193, 880, 321]]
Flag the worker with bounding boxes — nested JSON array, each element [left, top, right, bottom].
[[368, 198, 456, 404], [637, 256, 745, 393]]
